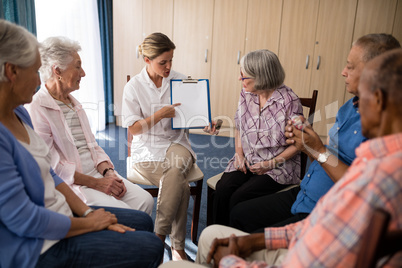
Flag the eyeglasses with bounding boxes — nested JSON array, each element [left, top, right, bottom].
[[240, 70, 252, 81]]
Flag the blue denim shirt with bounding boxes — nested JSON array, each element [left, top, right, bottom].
[[291, 97, 366, 214]]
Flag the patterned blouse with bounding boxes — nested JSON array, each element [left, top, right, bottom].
[[225, 85, 303, 185]]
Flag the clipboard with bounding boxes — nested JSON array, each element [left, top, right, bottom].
[[170, 76, 211, 129]]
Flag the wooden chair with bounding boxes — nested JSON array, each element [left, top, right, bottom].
[[356, 209, 402, 268], [125, 75, 204, 244], [206, 90, 318, 225]]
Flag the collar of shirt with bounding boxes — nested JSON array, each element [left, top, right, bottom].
[[355, 133, 402, 161], [140, 67, 172, 96], [36, 86, 83, 112], [246, 84, 286, 112]]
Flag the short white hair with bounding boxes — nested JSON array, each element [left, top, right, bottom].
[[39, 36, 81, 82], [0, 19, 39, 82]]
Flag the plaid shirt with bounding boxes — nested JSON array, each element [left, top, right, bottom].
[[220, 133, 402, 268]]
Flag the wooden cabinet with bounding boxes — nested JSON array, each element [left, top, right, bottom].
[[344, 0, 400, 103], [393, 0, 402, 42], [143, 0, 174, 38], [172, 0, 214, 80], [210, 0, 283, 126], [113, 0, 143, 123], [113, 0, 174, 124], [209, 0, 248, 127], [278, 0, 357, 136], [113, 0, 402, 132]]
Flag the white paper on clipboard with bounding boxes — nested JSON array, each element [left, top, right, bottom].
[[170, 79, 211, 129]]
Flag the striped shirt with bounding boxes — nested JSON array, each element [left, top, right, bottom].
[[220, 133, 402, 268], [56, 100, 96, 175]]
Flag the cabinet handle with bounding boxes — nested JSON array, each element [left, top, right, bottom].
[[136, 46, 139, 59], [317, 56, 321, 70], [237, 51, 241, 65], [205, 49, 208, 63], [305, 55, 310, 69]]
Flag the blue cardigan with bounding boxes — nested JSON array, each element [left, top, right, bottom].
[[0, 106, 71, 268]]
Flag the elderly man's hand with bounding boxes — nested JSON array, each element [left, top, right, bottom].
[[207, 234, 259, 267], [285, 117, 325, 158]]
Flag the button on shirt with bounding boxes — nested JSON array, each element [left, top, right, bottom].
[[122, 67, 195, 164], [225, 85, 303, 185], [291, 96, 366, 214]]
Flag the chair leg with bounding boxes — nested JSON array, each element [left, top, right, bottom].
[[207, 186, 214, 226], [191, 180, 203, 244]]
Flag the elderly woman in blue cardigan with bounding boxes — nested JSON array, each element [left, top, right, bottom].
[[0, 19, 163, 268]]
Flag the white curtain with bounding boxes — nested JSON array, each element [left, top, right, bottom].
[[35, 0, 106, 132]]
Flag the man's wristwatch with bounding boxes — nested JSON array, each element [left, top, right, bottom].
[[317, 151, 331, 164]]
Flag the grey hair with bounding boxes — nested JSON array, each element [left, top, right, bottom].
[[39, 36, 81, 82], [353, 33, 401, 63], [0, 19, 39, 82], [240, 49, 285, 91], [367, 49, 402, 110]]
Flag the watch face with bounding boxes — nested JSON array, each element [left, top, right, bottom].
[[318, 152, 329, 163], [317, 154, 325, 163]]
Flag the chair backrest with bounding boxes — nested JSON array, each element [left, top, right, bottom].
[[300, 90, 318, 127], [299, 90, 318, 178]]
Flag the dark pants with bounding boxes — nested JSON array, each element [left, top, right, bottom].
[[230, 186, 308, 233], [36, 206, 164, 268], [212, 170, 288, 226]]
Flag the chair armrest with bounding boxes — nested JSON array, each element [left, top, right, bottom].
[[207, 172, 224, 190]]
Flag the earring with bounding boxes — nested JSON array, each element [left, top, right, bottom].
[[58, 76, 62, 81]]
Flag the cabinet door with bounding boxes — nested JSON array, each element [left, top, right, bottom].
[[172, 0, 214, 79], [344, 0, 398, 103], [113, 0, 143, 121], [142, 0, 174, 38], [353, 0, 397, 39], [310, 0, 358, 136], [245, 0, 283, 54], [278, 0, 319, 99], [210, 0, 248, 126], [393, 0, 402, 42]]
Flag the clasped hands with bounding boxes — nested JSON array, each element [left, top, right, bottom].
[[234, 154, 275, 175], [206, 234, 260, 268], [86, 208, 135, 234], [97, 170, 127, 199], [285, 115, 325, 157]]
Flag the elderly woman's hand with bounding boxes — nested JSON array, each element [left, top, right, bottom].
[[84, 209, 135, 233], [94, 173, 127, 199], [234, 153, 247, 174], [247, 160, 275, 175], [285, 117, 325, 157], [85, 208, 118, 231]]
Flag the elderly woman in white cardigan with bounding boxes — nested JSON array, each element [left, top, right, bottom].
[[27, 36, 153, 214]]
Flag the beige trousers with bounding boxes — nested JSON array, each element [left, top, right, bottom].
[[134, 143, 193, 250], [159, 225, 288, 267]]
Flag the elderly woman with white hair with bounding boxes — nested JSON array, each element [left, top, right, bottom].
[[0, 19, 163, 268], [26, 36, 154, 214], [212, 49, 303, 226]]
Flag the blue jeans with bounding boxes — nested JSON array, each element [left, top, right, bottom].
[[36, 206, 164, 268]]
